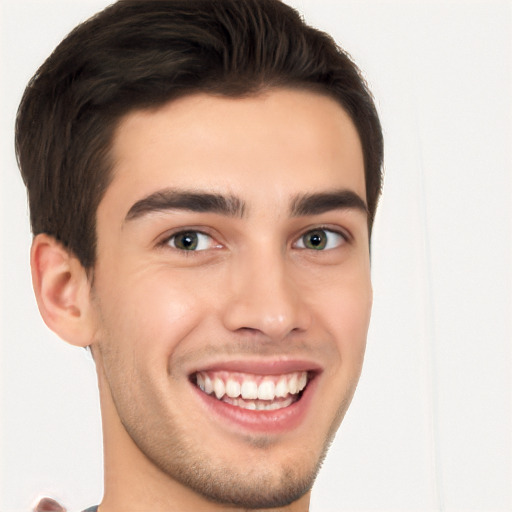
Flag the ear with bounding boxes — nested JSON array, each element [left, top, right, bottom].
[[30, 234, 96, 347]]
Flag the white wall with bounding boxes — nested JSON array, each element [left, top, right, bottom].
[[1, 1, 510, 511]]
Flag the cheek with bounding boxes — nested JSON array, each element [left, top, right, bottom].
[[315, 273, 372, 362], [92, 267, 209, 361], [305, 275, 371, 434]]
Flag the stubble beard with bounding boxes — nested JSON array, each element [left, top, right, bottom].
[[94, 306, 361, 509], [117, 387, 356, 510], [126, 419, 324, 509]]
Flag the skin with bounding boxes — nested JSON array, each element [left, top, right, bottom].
[[32, 89, 372, 512]]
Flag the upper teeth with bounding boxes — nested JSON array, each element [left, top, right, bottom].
[[196, 371, 308, 401]]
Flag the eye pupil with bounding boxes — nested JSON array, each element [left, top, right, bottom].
[[175, 232, 198, 250], [304, 230, 327, 250]]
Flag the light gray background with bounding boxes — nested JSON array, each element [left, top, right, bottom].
[[1, 1, 511, 511]]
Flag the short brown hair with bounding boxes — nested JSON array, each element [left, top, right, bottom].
[[16, 0, 383, 269]]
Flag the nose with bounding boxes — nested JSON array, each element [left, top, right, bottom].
[[221, 250, 312, 341]]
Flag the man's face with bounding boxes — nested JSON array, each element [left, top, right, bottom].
[[90, 89, 372, 508]]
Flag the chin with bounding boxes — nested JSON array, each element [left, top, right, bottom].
[[159, 448, 320, 509]]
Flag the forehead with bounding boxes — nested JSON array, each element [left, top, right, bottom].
[[104, 89, 366, 217]]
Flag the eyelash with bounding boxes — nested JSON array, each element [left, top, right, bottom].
[[294, 227, 348, 251], [160, 226, 349, 253], [161, 230, 220, 253]]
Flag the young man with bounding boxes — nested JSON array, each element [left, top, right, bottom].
[[16, 1, 383, 511]]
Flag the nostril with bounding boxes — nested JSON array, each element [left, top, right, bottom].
[[236, 326, 264, 335]]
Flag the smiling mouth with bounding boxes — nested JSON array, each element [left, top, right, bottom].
[[192, 370, 311, 411]]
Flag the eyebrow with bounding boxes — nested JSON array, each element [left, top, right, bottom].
[[290, 190, 368, 217], [124, 187, 367, 223], [125, 189, 246, 221]]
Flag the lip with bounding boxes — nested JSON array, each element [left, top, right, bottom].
[[189, 359, 321, 434], [190, 358, 323, 375]]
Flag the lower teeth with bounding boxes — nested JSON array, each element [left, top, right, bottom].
[[220, 394, 296, 411]]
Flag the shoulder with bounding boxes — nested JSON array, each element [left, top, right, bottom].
[[33, 498, 98, 512]]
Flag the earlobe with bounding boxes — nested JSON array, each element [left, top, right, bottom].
[[31, 233, 95, 347]]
